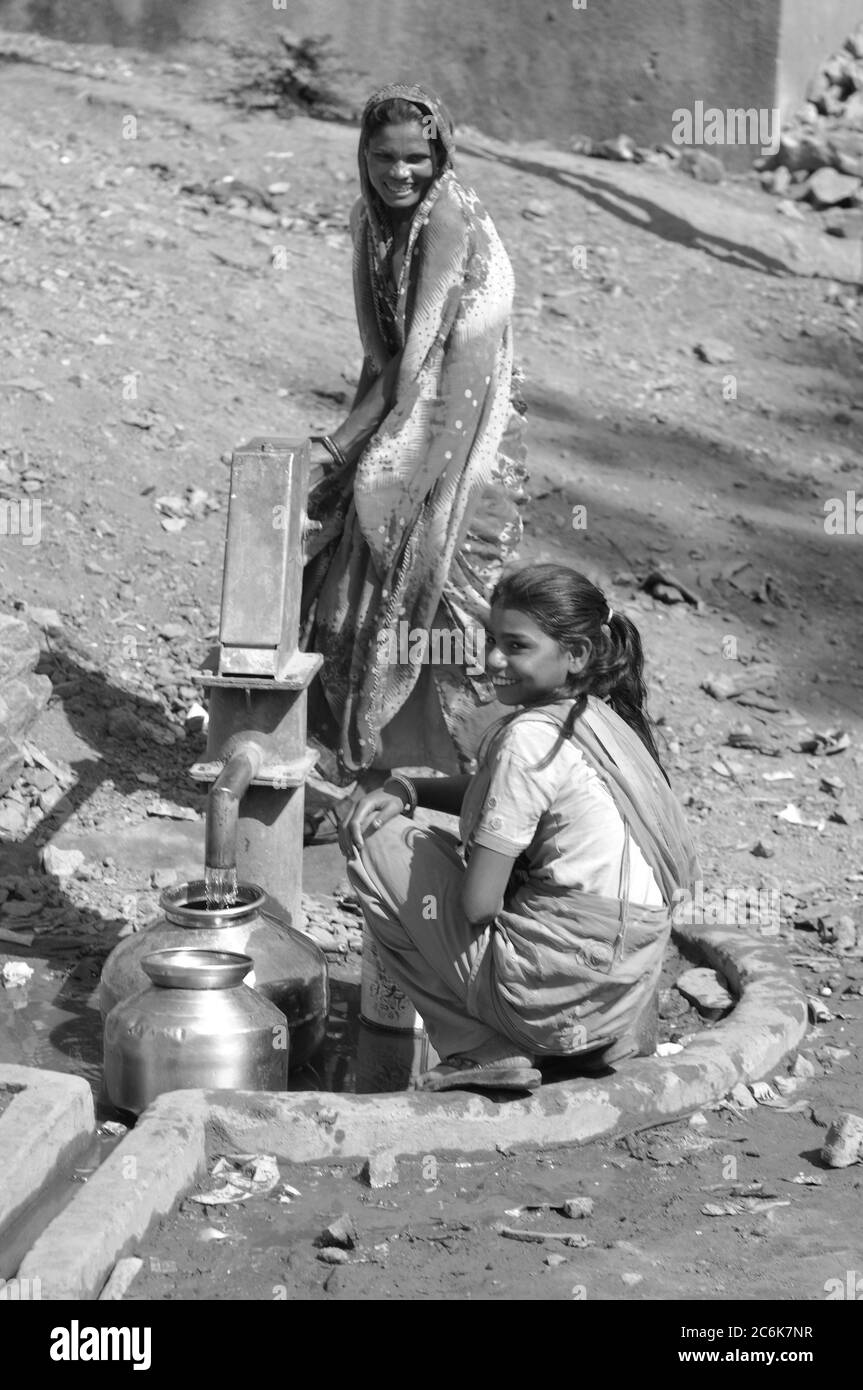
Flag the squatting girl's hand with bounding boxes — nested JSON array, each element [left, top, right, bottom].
[[337, 792, 406, 855]]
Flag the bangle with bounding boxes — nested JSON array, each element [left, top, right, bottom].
[[310, 434, 348, 470], [383, 774, 417, 818]]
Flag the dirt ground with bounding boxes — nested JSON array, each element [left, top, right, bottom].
[[1, 32, 862, 1302]]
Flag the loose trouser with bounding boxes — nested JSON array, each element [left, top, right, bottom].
[[346, 817, 526, 1063], [346, 815, 668, 1066]]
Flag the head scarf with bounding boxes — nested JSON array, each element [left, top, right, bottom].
[[358, 84, 456, 254]]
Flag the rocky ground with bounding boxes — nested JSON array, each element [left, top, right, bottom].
[[0, 31, 862, 1300]]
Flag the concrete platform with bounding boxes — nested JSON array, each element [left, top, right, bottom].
[[0, 1064, 95, 1278], [17, 924, 807, 1300]]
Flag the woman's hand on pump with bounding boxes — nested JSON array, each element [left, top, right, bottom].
[[337, 790, 406, 855]]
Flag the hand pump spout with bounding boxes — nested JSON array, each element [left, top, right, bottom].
[[205, 740, 265, 875]]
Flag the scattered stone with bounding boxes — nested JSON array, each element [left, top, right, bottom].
[[765, 165, 792, 196], [675, 967, 735, 1020], [315, 1214, 357, 1250], [497, 1224, 594, 1249], [185, 702, 208, 734], [729, 1082, 758, 1110], [98, 1256, 144, 1301], [694, 337, 736, 365], [561, 1197, 594, 1220], [701, 662, 778, 701], [830, 801, 859, 825], [361, 1151, 399, 1189], [751, 840, 775, 859], [678, 149, 724, 183], [41, 844, 85, 878], [1, 960, 34, 987], [621, 1271, 644, 1287], [146, 799, 197, 820], [316, 1247, 349, 1265], [0, 800, 29, 836], [821, 1112, 863, 1167], [820, 776, 846, 797], [808, 996, 832, 1023], [805, 167, 862, 207], [791, 1054, 818, 1079], [522, 199, 552, 219], [818, 913, 858, 951], [545, 1252, 568, 1267], [150, 867, 179, 890], [596, 133, 638, 162]]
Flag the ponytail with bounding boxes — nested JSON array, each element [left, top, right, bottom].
[[600, 613, 668, 779]]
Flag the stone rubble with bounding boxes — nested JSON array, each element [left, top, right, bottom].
[[756, 21, 863, 232]]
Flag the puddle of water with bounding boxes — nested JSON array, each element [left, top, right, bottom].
[[0, 946, 106, 1098], [289, 976, 437, 1095], [1, 950, 432, 1105], [2, 934, 701, 1107]]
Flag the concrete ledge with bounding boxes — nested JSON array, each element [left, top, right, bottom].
[[17, 1092, 209, 1301], [18, 926, 807, 1299], [202, 925, 808, 1159], [0, 1065, 95, 1268]]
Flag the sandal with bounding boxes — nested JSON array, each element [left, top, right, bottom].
[[411, 1053, 541, 1095]]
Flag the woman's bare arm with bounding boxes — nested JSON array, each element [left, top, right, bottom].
[[461, 844, 517, 927], [332, 351, 403, 462], [307, 351, 403, 490]]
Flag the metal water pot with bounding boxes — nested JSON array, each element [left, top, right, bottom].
[[103, 949, 289, 1115], [100, 881, 328, 1068]]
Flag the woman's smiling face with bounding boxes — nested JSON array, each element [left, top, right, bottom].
[[365, 121, 436, 215], [485, 604, 590, 706]]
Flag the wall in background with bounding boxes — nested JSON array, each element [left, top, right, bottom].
[[1, 0, 861, 167]]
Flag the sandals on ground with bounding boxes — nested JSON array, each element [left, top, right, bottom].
[[411, 1053, 542, 1095]]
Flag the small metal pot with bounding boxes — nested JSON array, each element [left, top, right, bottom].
[[103, 948, 289, 1115], [100, 881, 328, 1068]]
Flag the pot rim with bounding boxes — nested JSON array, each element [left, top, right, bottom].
[[141, 948, 253, 989], [160, 880, 266, 926]]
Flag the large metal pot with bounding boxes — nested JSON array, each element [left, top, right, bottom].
[[100, 881, 328, 1068], [103, 949, 289, 1114]]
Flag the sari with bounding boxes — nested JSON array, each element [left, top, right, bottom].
[[301, 84, 528, 785], [461, 697, 701, 1056]]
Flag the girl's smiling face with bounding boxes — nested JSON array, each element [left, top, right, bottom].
[[486, 604, 590, 706], [365, 121, 436, 216]]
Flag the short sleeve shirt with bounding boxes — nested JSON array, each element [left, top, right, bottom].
[[460, 709, 663, 906]]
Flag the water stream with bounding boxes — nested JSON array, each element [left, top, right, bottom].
[[203, 864, 238, 911]]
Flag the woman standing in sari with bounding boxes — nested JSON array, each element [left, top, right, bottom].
[[301, 84, 527, 822]]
